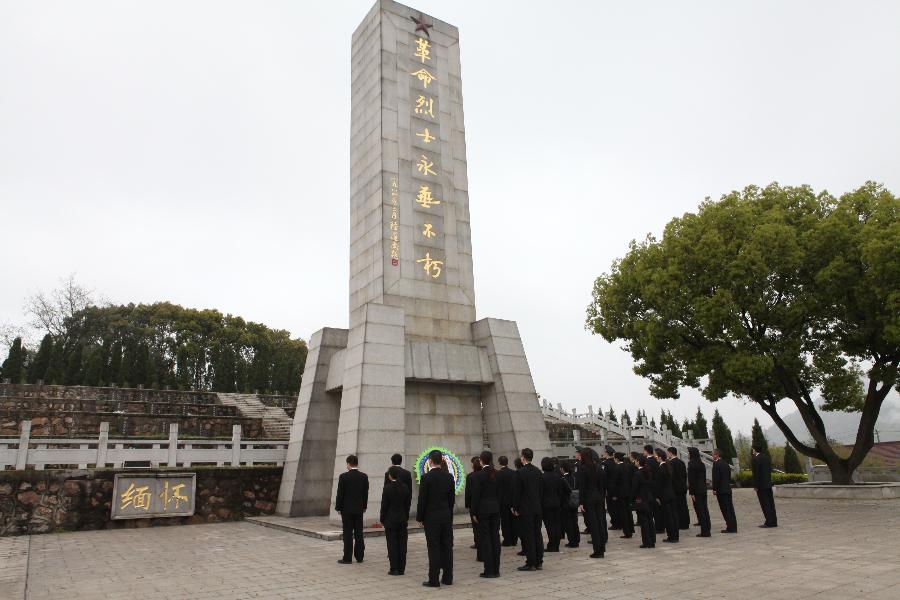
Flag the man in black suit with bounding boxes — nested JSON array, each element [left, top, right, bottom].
[[602, 446, 620, 530], [654, 448, 679, 543], [751, 445, 778, 528], [383, 453, 413, 490], [416, 449, 456, 588], [643, 444, 663, 533], [381, 465, 412, 576], [513, 448, 544, 571], [712, 448, 737, 533], [496, 455, 517, 547], [667, 447, 690, 530], [614, 452, 635, 539], [335, 454, 369, 564]]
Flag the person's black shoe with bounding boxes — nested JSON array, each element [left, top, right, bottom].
[[517, 565, 536, 572], [422, 582, 440, 588], [441, 580, 453, 586], [388, 570, 399, 576], [609, 526, 621, 530], [720, 529, 729, 533], [535, 564, 543, 570], [590, 552, 604, 558], [693, 522, 700, 526], [663, 538, 678, 543], [620, 535, 632, 539], [516, 550, 526, 556], [564, 543, 579, 548], [697, 533, 711, 537], [545, 547, 559, 552], [337, 559, 352, 564], [356, 559, 363, 563], [639, 544, 650, 548]]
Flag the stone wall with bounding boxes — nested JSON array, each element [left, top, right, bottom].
[[0, 466, 281, 536], [0, 409, 261, 438]]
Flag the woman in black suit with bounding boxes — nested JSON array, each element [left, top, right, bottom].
[[629, 452, 655, 549], [576, 450, 606, 558], [381, 466, 412, 575], [465, 456, 483, 558], [560, 460, 580, 548], [470, 450, 501, 578], [687, 447, 712, 537]]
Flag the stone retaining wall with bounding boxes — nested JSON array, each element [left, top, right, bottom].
[[0, 466, 282, 536], [0, 409, 261, 438]]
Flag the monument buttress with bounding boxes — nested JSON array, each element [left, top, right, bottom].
[[277, 0, 551, 523]]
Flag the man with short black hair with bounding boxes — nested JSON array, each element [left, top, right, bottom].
[[496, 455, 517, 546], [417, 449, 456, 588], [712, 449, 737, 533], [667, 447, 690, 530], [751, 445, 778, 528], [384, 453, 413, 491], [602, 445, 619, 530], [513, 448, 544, 571], [336, 454, 369, 564]]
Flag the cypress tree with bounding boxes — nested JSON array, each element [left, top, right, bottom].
[[783, 443, 803, 474], [711, 409, 738, 462], [44, 340, 65, 384], [620, 410, 632, 426], [1, 337, 26, 383], [692, 406, 710, 439], [751, 418, 770, 455], [27, 334, 54, 383], [606, 406, 618, 423]]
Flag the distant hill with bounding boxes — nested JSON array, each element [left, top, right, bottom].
[[764, 392, 900, 445]]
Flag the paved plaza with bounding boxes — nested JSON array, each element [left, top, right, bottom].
[[2, 490, 898, 600]]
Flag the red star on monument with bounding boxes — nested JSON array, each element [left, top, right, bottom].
[[410, 15, 433, 37]]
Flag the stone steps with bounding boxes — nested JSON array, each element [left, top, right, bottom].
[[216, 393, 294, 440]]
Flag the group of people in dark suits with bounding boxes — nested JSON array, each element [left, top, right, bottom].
[[333, 443, 779, 588]]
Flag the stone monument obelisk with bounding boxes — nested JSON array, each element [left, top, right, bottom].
[[277, 0, 551, 523]]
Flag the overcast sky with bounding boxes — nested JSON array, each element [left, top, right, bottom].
[[2, 1, 899, 438]]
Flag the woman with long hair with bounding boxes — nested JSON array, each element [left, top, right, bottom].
[[470, 450, 501, 577], [687, 447, 711, 537], [630, 452, 655, 548], [576, 449, 606, 558], [560, 460, 580, 548]]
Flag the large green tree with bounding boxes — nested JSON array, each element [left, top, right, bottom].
[[27, 334, 54, 383], [587, 182, 899, 483], [50, 302, 308, 394]]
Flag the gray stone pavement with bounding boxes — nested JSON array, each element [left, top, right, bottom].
[[3, 489, 898, 600]]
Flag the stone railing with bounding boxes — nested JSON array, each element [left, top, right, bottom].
[[0, 421, 287, 470], [541, 400, 735, 478]]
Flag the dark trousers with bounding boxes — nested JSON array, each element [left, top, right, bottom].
[[756, 488, 778, 526], [542, 507, 561, 551], [476, 512, 501, 576], [518, 513, 544, 567], [424, 518, 453, 585], [675, 493, 690, 529], [660, 500, 679, 541], [619, 498, 634, 536], [500, 505, 516, 544], [562, 507, 580, 546], [385, 523, 408, 573], [341, 513, 365, 562], [716, 493, 737, 532], [693, 494, 711, 536], [637, 510, 655, 547], [470, 514, 483, 561], [653, 501, 665, 533], [607, 496, 620, 528], [511, 513, 521, 546], [583, 499, 606, 555]]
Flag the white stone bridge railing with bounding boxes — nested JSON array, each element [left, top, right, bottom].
[[1, 421, 288, 471], [541, 401, 736, 478]]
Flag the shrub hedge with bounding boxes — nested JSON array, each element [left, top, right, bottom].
[[735, 470, 808, 487]]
